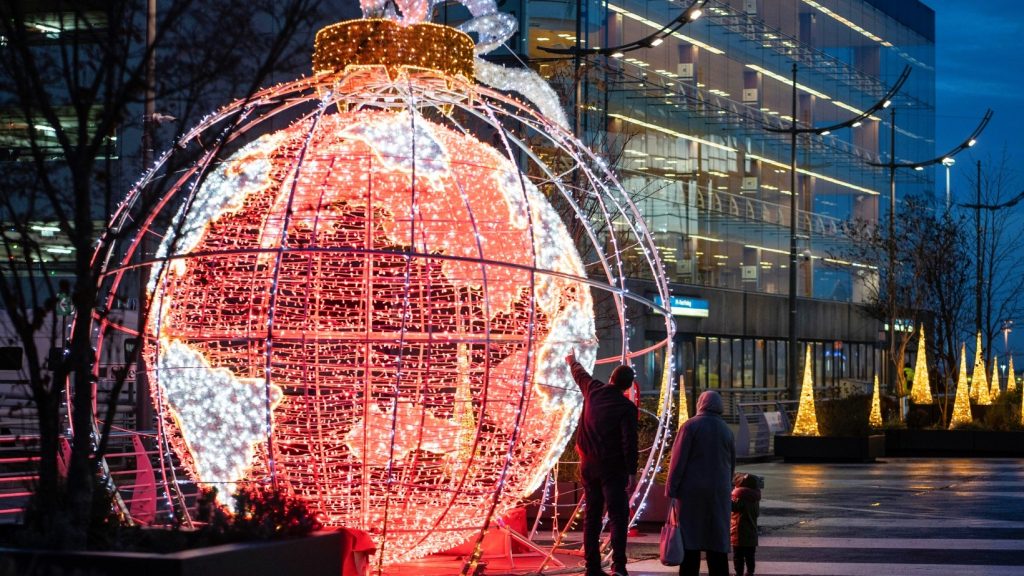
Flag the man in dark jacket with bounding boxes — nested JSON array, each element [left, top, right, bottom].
[[566, 352, 639, 576]]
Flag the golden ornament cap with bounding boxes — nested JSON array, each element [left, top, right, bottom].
[[313, 19, 475, 79]]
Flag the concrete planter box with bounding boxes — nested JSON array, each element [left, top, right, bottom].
[[774, 434, 885, 463], [885, 428, 1024, 457], [0, 530, 344, 576]]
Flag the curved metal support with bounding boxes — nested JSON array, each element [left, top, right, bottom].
[[538, 0, 708, 57], [765, 65, 911, 135], [869, 108, 994, 170], [906, 108, 993, 169]]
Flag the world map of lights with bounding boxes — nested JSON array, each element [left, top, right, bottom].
[[93, 0, 675, 567]]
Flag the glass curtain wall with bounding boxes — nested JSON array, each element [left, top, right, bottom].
[[523, 0, 934, 403], [524, 0, 935, 300]]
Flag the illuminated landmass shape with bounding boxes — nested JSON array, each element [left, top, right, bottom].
[[157, 340, 283, 490], [344, 400, 465, 468]]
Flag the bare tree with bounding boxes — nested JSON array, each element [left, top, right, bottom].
[[963, 149, 1024, 377], [0, 0, 325, 548], [917, 210, 972, 422], [839, 195, 956, 398]]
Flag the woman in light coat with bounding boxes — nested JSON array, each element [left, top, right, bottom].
[[666, 390, 735, 576]]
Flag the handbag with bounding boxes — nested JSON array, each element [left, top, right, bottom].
[[659, 498, 684, 566]]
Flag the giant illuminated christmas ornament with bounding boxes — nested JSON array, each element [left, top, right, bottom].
[[93, 0, 675, 567]]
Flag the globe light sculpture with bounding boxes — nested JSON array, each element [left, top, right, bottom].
[[92, 0, 675, 567]]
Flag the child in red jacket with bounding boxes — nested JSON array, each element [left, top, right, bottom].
[[730, 473, 762, 576]]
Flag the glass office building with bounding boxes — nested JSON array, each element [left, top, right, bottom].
[[488, 0, 937, 405]]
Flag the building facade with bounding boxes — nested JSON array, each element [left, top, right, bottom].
[[1, 1, 938, 417], [491, 0, 938, 408]]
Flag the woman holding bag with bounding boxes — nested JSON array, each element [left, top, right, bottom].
[[665, 390, 735, 576]]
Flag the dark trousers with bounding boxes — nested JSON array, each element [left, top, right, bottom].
[[580, 461, 629, 574], [679, 549, 728, 576], [733, 546, 756, 575]]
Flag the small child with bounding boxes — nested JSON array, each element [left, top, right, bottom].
[[731, 472, 762, 576]]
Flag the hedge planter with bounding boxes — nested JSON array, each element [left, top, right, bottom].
[[885, 428, 1024, 457], [774, 434, 885, 463], [0, 530, 344, 576]]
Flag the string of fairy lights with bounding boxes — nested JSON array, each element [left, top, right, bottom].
[[85, 2, 1020, 569], [93, 13, 677, 570], [788, 327, 1020, 435]]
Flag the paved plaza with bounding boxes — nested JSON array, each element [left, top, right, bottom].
[[619, 457, 1024, 576]]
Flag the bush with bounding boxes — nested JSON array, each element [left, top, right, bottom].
[[816, 395, 871, 436], [982, 389, 1024, 431], [197, 484, 323, 542], [906, 407, 933, 429]]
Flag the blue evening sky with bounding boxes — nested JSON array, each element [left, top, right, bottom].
[[926, 0, 1023, 199], [926, 1, 1023, 357]]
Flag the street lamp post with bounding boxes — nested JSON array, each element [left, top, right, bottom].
[[1003, 320, 1014, 355], [961, 189, 1024, 371], [870, 108, 992, 400], [943, 156, 955, 211], [767, 64, 909, 400]]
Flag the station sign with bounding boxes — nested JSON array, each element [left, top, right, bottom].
[[653, 295, 710, 318]]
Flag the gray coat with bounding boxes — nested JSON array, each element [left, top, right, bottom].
[[665, 390, 736, 552]]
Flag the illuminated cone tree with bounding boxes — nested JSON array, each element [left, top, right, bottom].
[[792, 345, 820, 436], [1008, 356, 1018, 393], [950, 344, 973, 429], [678, 375, 690, 427], [970, 332, 991, 405], [990, 357, 1002, 399], [910, 326, 933, 404], [869, 374, 883, 427]]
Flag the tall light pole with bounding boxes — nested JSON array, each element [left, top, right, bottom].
[[960, 186, 1024, 371], [976, 160, 983, 338], [870, 108, 992, 399], [1003, 320, 1014, 355], [942, 156, 955, 211], [766, 64, 909, 400]]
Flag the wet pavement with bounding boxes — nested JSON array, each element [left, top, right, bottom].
[[623, 457, 1024, 575], [388, 457, 1024, 575]]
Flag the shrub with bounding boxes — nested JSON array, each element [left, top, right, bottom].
[[906, 407, 932, 429], [197, 484, 324, 542], [816, 395, 871, 436], [982, 389, 1024, 431]]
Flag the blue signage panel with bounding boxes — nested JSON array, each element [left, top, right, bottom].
[[653, 295, 710, 318]]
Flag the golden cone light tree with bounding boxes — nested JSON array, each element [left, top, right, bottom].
[[910, 325, 933, 404], [792, 345, 820, 436], [989, 357, 1002, 399], [1008, 356, 1017, 393], [950, 343, 973, 429], [656, 370, 669, 420], [869, 374, 883, 427], [970, 332, 991, 405], [677, 375, 690, 427]]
